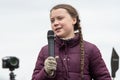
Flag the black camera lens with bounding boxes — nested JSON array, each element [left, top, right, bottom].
[[9, 57, 19, 67]]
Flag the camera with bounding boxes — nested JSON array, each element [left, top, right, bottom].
[[2, 56, 19, 71]]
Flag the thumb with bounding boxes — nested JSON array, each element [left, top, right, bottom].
[[55, 56, 59, 60]]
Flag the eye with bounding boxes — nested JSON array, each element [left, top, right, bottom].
[[50, 18, 55, 23], [57, 16, 63, 20]]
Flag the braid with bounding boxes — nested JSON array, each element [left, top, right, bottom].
[[77, 17, 85, 80]]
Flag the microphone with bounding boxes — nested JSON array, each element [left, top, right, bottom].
[[47, 30, 55, 57], [111, 47, 119, 78]]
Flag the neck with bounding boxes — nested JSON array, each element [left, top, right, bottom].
[[61, 34, 75, 40]]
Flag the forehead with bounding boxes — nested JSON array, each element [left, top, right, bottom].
[[50, 8, 69, 17]]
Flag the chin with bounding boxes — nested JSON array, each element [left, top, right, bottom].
[[56, 33, 63, 38], [55, 31, 64, 37]]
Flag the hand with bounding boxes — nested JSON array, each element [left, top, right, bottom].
[[44, 56, 57, 76]]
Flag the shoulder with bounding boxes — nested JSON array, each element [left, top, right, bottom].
[[38, 45, 49, 58], [39, 44, 49, 54], [84, 40, 98, 50], [41, 45, 48, 50], [83, 40, 100, 55]]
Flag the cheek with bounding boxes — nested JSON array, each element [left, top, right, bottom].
[[51, 24, 54, 29]]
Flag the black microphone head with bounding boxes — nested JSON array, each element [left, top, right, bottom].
[[47, 30, 54, 39]]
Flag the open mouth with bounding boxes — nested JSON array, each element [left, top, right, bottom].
[[55, 27, 62, 32]]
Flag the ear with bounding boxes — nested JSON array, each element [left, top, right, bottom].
[[72, 18, 77, 25]]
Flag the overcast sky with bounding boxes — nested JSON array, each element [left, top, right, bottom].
[[0, 0, 120, 80]]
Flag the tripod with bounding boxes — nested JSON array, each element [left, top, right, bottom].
[[9, 68, 16, 80]]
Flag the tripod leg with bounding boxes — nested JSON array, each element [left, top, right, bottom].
[[9, 71, 15, 80]]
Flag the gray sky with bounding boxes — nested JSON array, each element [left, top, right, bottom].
[[0, 0, 120, 80]]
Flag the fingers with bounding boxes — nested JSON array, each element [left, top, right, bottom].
[[46, 65, 56, 71], [55, 56, 59, 59], [44, 56, 57, 71], [45, 57, 57, 65]]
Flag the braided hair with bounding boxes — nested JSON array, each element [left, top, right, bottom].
[[50, 4, 85, 79]]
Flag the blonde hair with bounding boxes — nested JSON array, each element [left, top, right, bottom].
[[50, 4, 85, 79]]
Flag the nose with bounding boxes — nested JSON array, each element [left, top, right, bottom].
[[53, 20, 59, 27]]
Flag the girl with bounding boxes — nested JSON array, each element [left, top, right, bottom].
[[32, 4, 111, 80]]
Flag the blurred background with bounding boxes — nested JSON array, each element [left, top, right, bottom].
[[0, 0, 119, 80]]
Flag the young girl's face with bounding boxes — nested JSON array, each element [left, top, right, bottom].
[[50, 8, 76, 39]]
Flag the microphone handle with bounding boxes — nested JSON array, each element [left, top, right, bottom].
[[48, 38, 54, 57]]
